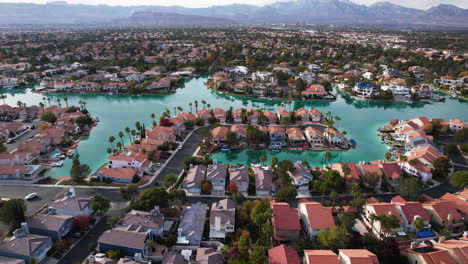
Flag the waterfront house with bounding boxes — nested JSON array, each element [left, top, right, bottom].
[[230, 125, 247, 139], [299, 201, 335, 240], [211, 126, 229, 145], [176, 112, 196, 122], [24, 213, 73, 241], [48, 189, 92, 217], [324, 128, 347, 147], [381, 85, 410, 96], [304, 250, 338, 264], [338, 249, 379, 264], [277, 109, 290, 121], [233, 109, 243, 123], [391, 196, 430, 233], [252, 71, 277, 84], [288, 162, 313, 190], [206, 164, 227, 196], [213, 108, 226, 123], [353, 83, 375, 98], [309, 108, 322, 122], [404, 130, 434, 151], [331, 162, 361, 186], [268, 244, 301, 264], [295, 108, 310, 123], [270, 201, 301, 241], [363, 201, 404, 237], [195, 248, 224, 264], [196, 109, 211, 121], [146, 78, 171, 92], [108, 152, 152, 173], [402, 145, 445, 182], [302, 84, 328, 99], [229, 166, 249, 195], [246, 108, 258, 124], [177, 202, 208, 246], [122, 208, 165, 237], [98, 167, 141, 184], [433, 239, 468, 264], [183, 165, 206, 195], [74, 81, 101, 92], [98, 227, 149, 258], [449, 119, 466, 132], [358, 164, 383, 189], [209, 198, 235, 240], [0, 226, 52, 263], [411, 84, 433, 98], [147, 126, 177, 142], [253, 167, 275, 197], [263, 110, 278, 124], [286, 127, 307, 147], [269, 126, 287, 148], [304, 126, 324, 148]]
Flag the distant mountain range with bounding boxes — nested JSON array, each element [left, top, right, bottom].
[[0, 0, 466, 27]]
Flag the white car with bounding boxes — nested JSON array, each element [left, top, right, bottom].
[[25, 193, 38, 200], [178, 146, 183, 150]]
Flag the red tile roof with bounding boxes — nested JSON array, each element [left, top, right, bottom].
[[304, 250, 338, 264], [268, 244, 300, 264], [338, 249, 379, 264], [300, 201, 336, 229], [270, 201, 301, 240]]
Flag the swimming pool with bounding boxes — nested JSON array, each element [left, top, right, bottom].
[[50, 151, 61, 158]]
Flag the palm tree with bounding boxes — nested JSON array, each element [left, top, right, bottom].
[[207, 104, 211, 111], [334, 116, 341, 130], [177, 106, 183, 113], [82, 101, 87, 110], [260, 154, 267, 165], [135, 122, 141, 132], [369, 213, 378, 232], [173, 107, 177, 117], [106, 147, 112, 154], [323, 151, 332, 164], [56, 98, 61, 108], [188, 102, 193, 113], [42, 97, 46, 106], [118, 131, 125, 146], [131, 129, 136, 142], [39, 102, 45, 112], [17, 101, 22, 108], [330, 191, 339, 207], [125, 127, 132, 143], [194, 100, 199, 112], [116, 141, 123, 150], [150, 113, 155, 123], [326, 111, 332, 121], [47, 97, 51, 107], [64, 97, 69, 108], [108, 136, 115, 149], [0, 94, 6, 104], [201, 100, 206, 109]]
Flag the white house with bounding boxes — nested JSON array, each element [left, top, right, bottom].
[[298, 201, 335, 240], [381, 85, 410, 96], [363, 201, 404, 238], [353, 83, 375, 97], [288, 162, 312, 190]]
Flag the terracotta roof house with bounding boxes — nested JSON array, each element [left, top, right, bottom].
[[295, 108, 310, 123], [24, 213, 73, 241], [403, 246, 456, 264], [211, 126, 229, 144], [304, 250, 338, 264], [298, 201, 335, 239], [338, 249, 379, 264], [391, 197, 431, 233], [379, 162, 403, 184], [286, 127, 307, 147], [0, 227, 52, 263], [213, 108, 226, 123], [364, 202, 404, 237], [253, 167, 275, 197], [422, 200, 464, 232], [331, 162, 361, 185], [433, 239, 468, 264], [230, 125, 247, 139], [263, 110, 278, 124], [209, 198, 235, 240], [268, 244, 300, 264], [358, 164, 383, 189], [98, 167, 140, 184], [309, 108, 322, 122], [270, 200, 300, 241], [277, 109, 290, 120], [304, 126, 324, 148]]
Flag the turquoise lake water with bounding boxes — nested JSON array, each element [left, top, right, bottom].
[[1, 76, 467, 177]]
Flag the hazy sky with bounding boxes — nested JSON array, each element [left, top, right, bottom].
[[0, 0, 466, 9]]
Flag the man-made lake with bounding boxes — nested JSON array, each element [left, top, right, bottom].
[[2, 76, 467, 177]]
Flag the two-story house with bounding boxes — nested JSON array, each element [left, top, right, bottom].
[[206, 164, 227, 196], [298, 201, 335, 240], [229, 166, 250, 195], [270, 201, 300, 241], [0, 225, 52, 263], [254, 167, 275, 197], [183, 165, 207, 195], [122, 208, 165, 237], [209, 199, 235, 241], [269, 126, 287, 149], [288, 162, 312, 190], [24, 213, 73, 241]]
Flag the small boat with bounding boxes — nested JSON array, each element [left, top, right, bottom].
[[66, 149, 75, 156], [52, 161, 64, 167], [350, 139, 357, 146], [251, 161, 262, 168], [70, 144, 78, 149], [57, 154, 66, 159], [221, 145, 230, 151]]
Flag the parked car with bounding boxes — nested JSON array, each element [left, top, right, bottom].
[[154, 163, 162, 167], [25, 193, 38, 200]]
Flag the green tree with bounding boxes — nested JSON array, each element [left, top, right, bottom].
[[397, 177, 421, 201], [249, 245, 267, 264], [0, 198, 26, 233], [91, 194, 111, 214], [432, 157, 452, 179], [454, 128, 468, 142], [443, 144, 457, 157], [339, 211, 356, 231], [275, 183, 297, 203], [449, 170, 468, 188], [106, 249, 121, 260], [168, 189, 187, 208], [119, 184, 139, 202], [413, 217, 426, 232], [163, 173, 178, 187], [238, 231, 250, 258], [134, 187, 169, 210], [363, 171, 380, 190], [259, 154, 267, 165], [40, 111, 57, 123], [70, 157, 91, 183], [226, 130, 238, 146], [28, 257, 37, 264], [106, 216, 120, 228], [317, 226, 350, 250]]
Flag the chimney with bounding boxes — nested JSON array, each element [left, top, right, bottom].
[[134, 253, 143, 262], [21, 222, 29, 234], [463, 231, 468, 238], [410, 242, 418, 249], [189, 164, 194, 169], [151, 206, 160, 215], [438, 236, 446, 243], [447, 213, 454, 224], [215, 216, 221, 231], [177, 228, 182, 237]]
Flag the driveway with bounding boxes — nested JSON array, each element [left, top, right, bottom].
[[146, 127, 210, 187], [5, 120, 43, 153]]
